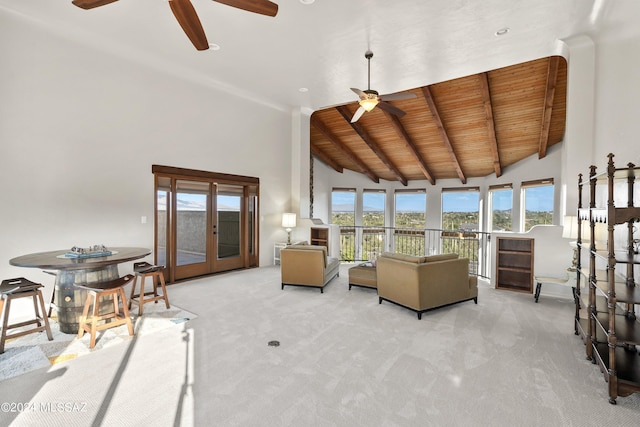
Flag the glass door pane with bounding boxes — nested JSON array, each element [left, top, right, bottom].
[[213, 183, 244, 272], [175, 179, 210, 278], [156, 176, 171, 268]]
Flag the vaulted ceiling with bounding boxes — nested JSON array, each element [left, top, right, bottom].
[[310, 56, 567, 185]]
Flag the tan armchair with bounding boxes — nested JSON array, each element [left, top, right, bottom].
[[376, 252, 478, 319], [280, 244, 340, 293]]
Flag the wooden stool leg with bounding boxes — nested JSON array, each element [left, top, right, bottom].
[[31, 294, 42, 328], [89, 292, 100, 349], [119, 288, 134, 336], [78, 291, 92, 339], [48, 287, 56, 318], [137, 275, 146, 316], [152, 274, 159, 302], [158, 274, 170, 309], [36, 291, 53, 341], [0, 297, 9, 353], [128, 275, 138, 310]]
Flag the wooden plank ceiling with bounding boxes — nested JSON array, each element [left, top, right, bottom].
[[310, 56, 567, 185]]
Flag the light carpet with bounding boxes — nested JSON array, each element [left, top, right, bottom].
[[1, 265, 639, 426], [0, 303, 196, 382]]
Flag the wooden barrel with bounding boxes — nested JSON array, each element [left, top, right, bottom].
[[54, 266, 119, 334]]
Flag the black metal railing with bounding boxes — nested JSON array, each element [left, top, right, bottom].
[[338, 226, 491, 278]]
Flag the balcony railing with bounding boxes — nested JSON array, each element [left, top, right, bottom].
[[337, 226, 491, 278]]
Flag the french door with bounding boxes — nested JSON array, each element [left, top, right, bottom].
[[153, 166, 259, 282]]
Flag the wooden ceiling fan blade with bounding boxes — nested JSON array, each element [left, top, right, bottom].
[[378, 101, 406, 117], [72, 0, 119, 9], [351, 88, 367, 100], [169, 0, 209, 51], [213, 0, 278, 17], [351, 106, 366, 123], [380, 92, 417, 101]]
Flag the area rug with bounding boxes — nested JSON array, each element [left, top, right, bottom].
[[0, 304, 196, 382]]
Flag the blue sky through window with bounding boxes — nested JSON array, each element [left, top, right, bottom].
[[395, 193, 426, 212], [442, 191, 479, 212], [524, 185, 554, 211], [491, 189, 513, 211]]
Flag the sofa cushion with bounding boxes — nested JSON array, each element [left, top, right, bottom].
[[380, 252, 423, 263], [423, 253, 458, 262], [284, 245, 328, 267]]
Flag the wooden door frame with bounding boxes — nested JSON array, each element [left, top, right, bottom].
[[152, 165, 260, 283]]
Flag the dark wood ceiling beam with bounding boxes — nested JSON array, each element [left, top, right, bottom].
[[336, 106, 408, 186], [382, 110, 436, 185], [539, 56, 559, 159], [310, 144, 343, 173], [310, 115, 380, 183], [421, 86, 467, 184], [478, 73, 502, 178]]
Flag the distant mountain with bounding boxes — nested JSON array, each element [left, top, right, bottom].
[[157, 195, 237, 211]]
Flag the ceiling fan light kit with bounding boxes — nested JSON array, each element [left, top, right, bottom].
[[71, 0, 278, 51], [349, 50, 416, 123]]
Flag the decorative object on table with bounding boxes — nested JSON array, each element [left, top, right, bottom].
[[281, 213, 296, 244], [64, 244, 113, 259]]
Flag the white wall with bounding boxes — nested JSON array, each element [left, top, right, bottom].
[[0, 12, 293, 290]]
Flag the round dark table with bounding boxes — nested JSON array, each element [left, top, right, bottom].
[[10, 247, 151, 333]]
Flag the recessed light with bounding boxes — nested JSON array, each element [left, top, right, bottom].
[[208, 43, 221, 50], [300, 0, 315, 4], [299, 87, 309, 93], [495, 28, 510, 36]]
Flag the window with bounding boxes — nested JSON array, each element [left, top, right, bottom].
[[441, 187, 480, 231], [393, 190, 426, 256], [363, 190, 385, 227], [521, 179, 554, 231], [394, 190, 426, 229], [362, 190, 386, 260], [331, 188, 355, 226], [489, 184, 513, 231]]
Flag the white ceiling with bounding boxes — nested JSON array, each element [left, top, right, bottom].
[[0, 0, 626, 113]]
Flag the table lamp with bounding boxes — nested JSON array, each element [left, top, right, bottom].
[[282, 213, 296, 244]]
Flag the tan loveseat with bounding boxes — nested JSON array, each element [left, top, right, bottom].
[[280, 244, 340, 293], [376, 252, 478, 319]]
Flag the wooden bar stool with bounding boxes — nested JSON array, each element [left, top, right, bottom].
[[1, 277, 53, 354], [128, 262, 170, 316], [77, 274, 135, 349]]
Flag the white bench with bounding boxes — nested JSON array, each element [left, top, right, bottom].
[[533, 274, 576, 303]]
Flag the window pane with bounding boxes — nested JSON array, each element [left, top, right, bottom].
[[331, 190, 355, 226], [523, 184, 554, 231], [490, 189, 513, 231], [394, 192, 426, 256], [394, 192, 426, 229], [363, 191, 385, 227], [442, 191, 479, 231]]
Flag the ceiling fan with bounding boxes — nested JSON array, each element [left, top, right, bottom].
[[71, 0, 278, 51], [350, 51, 416, 123]]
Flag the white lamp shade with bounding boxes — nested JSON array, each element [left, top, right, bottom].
[[563, 215, 606, 243], [282, 213, 297, 229]]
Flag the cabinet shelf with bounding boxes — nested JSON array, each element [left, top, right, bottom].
[[593, 312, 640, 346], [576, 153, 640, 404], [495, 237, 534, 293], [591, 343, 640, 395]]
